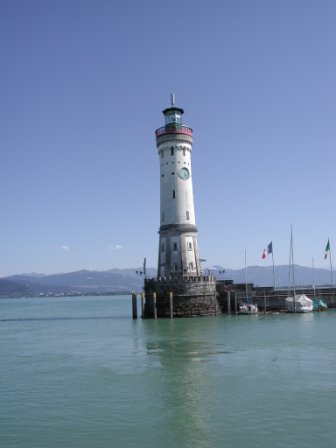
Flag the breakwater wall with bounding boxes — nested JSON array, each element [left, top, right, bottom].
[[216, 281, 336, 312], [137, 279, 336, 318]]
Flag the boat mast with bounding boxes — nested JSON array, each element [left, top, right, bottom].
[[245, 249, 248, 301], [290, 225, 296, 313]]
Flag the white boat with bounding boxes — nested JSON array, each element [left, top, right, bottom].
[[286, 225, 313, 313], [286, 294, 313, 313], [239, 302, 259, 314], [238, 251, 258, 315]]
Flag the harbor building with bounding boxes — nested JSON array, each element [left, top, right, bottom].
[[144, 97, 217, 317]]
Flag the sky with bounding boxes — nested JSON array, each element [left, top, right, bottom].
[[1, 0, 335, 276]]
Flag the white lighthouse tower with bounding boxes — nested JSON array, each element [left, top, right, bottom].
[[156, 95, 201, 278], [144, 97, 217, 317]]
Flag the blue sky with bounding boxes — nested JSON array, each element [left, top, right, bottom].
[[1, 0, 335, 276]]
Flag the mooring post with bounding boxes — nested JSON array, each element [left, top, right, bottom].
[[132, 292, 138, 319], [234, 292, 238, 315], [153, 292, 157, 319], [264, 292, 267, 314], [169, 291, 173, 318], [141, 292, 145, 318], [227, 290, 231, 315]]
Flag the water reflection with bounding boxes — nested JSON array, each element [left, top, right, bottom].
[[141, 318, 225, 447]]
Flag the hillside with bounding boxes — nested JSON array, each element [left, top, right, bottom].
[[0, 265, 332, 297]]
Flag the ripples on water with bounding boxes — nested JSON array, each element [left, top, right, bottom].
[[0, 296, 335, 448]]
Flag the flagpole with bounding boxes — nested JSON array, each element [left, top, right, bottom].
[[271, 250, 276, 290], [329, 241, 334, 287], [312, 257, 316, 297]]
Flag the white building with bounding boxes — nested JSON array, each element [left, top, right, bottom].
[[155, 100, 201, 278]]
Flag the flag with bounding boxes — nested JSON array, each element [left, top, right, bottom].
[[324, 239, 330, 259], [262, 242, 273, 259]]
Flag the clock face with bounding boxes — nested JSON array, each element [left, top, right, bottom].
[[179, 167, 190, 180]]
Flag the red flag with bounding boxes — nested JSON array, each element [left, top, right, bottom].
[[262, 249, 267, 259]]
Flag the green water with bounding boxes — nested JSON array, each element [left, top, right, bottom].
[[0, 296, 335, 448]]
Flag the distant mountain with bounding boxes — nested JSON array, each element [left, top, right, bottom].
[[0, 265, 332, 297], [0, 268, 156, 297], [212, 264, 331, 288]]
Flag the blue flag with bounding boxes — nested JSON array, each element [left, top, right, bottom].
[[267, 242, 273, 254]]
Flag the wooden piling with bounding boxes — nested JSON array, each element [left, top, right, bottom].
[[227, 291, 231, 315], [153, 292, 157, 319], [141, 292, 145, 318], [169, 291, 173, 318], [132, 292, 138, 319], [234, 292, 238, 315], [263, 292, 267, 314]]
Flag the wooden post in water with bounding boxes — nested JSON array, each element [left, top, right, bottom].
[[263, 292, 267, 314], [169, 291, 173, 318], [141, 292, 145, 318], [227, 290, 231, 315], [153, 292, 157, 319], [132, 292, 138, 319], [234, 292, 238, 315]]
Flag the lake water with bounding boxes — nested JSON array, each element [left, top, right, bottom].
[[0, 295, 335, 448]]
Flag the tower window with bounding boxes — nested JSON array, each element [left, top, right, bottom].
[[189, 262, 194, 271], [161, 243, 165, 252], [173, 190, 175, 198], [173, 243, 178, 251], [174, 264, 178, 272], [183, 148, 186, 156], [186, 211, 190, 220], [188, 242, 192, 250], [171, 172, 175, 175], [171, 147, 174, 156]]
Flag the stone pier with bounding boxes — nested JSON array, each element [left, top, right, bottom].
[[144, 275, 217, 318]]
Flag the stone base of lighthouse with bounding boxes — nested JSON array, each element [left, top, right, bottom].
[[144, 276, 218, 318]]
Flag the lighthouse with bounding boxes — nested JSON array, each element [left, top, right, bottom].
[[144, 97, 217, 317], [156, 95, 201, 278]]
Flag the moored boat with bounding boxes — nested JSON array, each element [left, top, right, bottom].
[[313, 297, 328, 311], [286, 294, 313, 313], [239, 250, 258, 315], [239, 302, 258, 315]]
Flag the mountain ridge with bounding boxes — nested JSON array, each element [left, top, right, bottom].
[[0, 265, 332, 297]]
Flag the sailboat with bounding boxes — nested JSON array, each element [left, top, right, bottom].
[[239, 250, 258, 315], [285, 226, 313, 313], [311, 258, 328, 311]]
